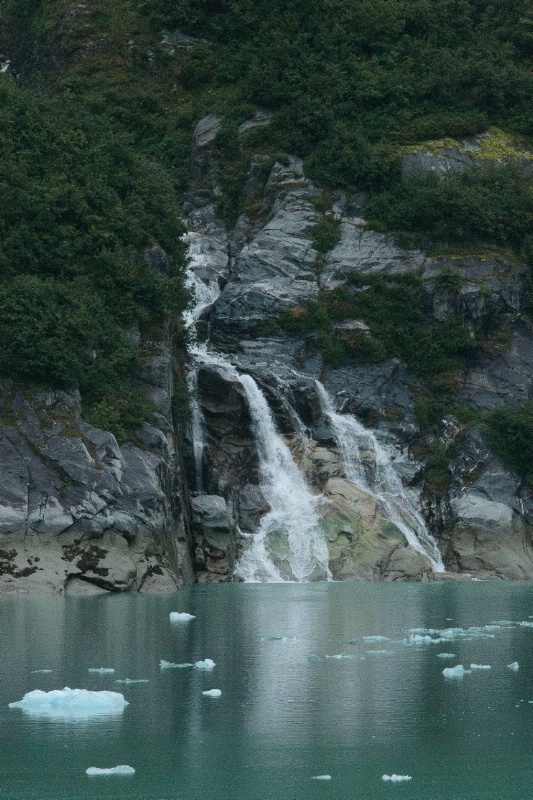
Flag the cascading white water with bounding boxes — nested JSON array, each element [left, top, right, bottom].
[[235, 375, 331, 583], [183, 231, 223, 491], [316, 383, 445, 572], [190, 345, 331, 582]]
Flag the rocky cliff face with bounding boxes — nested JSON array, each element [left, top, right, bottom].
[[183, 119, 533, 584], [0, 338, 193, 594], [2, 114, 533, 591]]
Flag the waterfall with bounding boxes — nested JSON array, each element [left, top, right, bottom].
[[235, 375, 331, 583], [316, 383, 445, 572], [183, 231, 222, 491], [191, 346, 331, 582]]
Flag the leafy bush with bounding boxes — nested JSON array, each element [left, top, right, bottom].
[[484, 404, 533, 485]]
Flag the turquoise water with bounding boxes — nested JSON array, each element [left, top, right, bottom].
[[2, 581, 533, 799]]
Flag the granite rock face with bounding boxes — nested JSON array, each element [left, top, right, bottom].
[[0, 363, 193, 595], [186, 131, 533, 582]]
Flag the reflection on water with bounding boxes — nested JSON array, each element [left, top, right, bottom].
[[1, 582, 533, 799]]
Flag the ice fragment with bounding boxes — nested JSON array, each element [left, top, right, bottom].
[[470, 664, 491, 670], [160, 660, 193, 669], [436, 653, 455, 659], [86, 765, 135, 776], [382, 774, 412, 782], [442, 665, 471, 678], [311, 775, 332, 780], [194, 659, 216, 670], [88, 668, 115, 674], [507, 661, 520, 671], [170, 612, 195, 622], [202, 689, 222, 697], [8, 688, 128, 718]]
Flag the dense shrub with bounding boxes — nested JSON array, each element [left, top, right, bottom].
[[484, 404, 533, 485], [365, 163, 533, 251], [0, 75, 188, 438]]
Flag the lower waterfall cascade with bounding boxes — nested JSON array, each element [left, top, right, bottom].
[[315, 383, 445, 573], [184, 229, 445, 581]]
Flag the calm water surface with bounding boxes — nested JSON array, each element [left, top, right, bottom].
[[2, 581, 533, 799]]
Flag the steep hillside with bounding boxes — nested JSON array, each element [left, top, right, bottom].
[[1, 0, 533, 590]]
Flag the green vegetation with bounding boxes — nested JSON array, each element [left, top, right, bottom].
[[484, 403, 533, 485], [0, 74, 187, 440], [268, 274, 478, 378], [366, 163, 533, 254]]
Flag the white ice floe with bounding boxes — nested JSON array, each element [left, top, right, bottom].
[[8, 688, 128, 718], [382, 774, 412, 782], [519, 621, 533, 628], [325, 653, 357, 660], [88, 668, 115, 674], [202, 689, 222, 697], [169, 612, 196, 622], [194, 659, 216, 670], [31, 669, 53, 674], [115, 679, 149, 684], [311, 775, 332, 780], [362, 636, 389, 643], [407, 626, 496, 641], [436, 653, 456, 659], [365, 650, 394, 656], [443, 665, 471, 678], [470, 664, 491, 670], [507, 661, 520, 671], [86, 765, 135, 776], [160, 660, 193, 669], [404, 634, 447, 645]]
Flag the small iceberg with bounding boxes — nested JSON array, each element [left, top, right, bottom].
[[86, 765, 135, 776], [382, 774, 412, 782], [115, 679, 149, 684], [88, 668, 115, 674], [436, 653, 456, 659], [443, 665, 471, 678], [31, 669, 53, 674], [202, 689, 222, 697], [160, 660, 193, 669], [170, 612, 195, 622], [311, 775, 332, 780], [470, 664, 491, 670], [8, 688, 128, 719], [362, 636, 389, 643], [365, 649, 394, 656], [325, 653, 357, 660], [507, 661, 520, 671], [194, 659, 216, 670], [519, 621, 533, 628]]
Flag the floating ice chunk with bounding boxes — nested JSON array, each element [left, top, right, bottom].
[[308, 654, 324, 663], [490, 620, 516, 626], [88, 668, 115, 674], [442, 665, 471, 678], [470, 664, 491, 670], [86, 765, 135, 776], [325, 653, 356, 660], [404, 634, 446, 645], [202, 689, 222, 697], [31, 669, 53, 674], [362, 636, 389, 643], [436, 653, 456, 659], [194, 659, 216, 670], [507, 661, 520, 671], [170, 612, 195, 622], [8, 688, 128, 719], [311, 775, 332, 780], [115, 679, 149, 684], [160, 660, 193, 669], [519, 621, 533, 628], [365, 650, 394, 656], [382, 774, 412, 782]]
